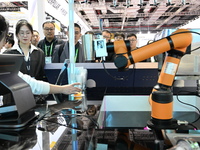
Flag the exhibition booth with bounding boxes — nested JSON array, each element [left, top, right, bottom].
[[0, 1, 200, 150]]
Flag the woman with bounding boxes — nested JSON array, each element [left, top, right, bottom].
[[4, 19, 46, 81], [0, 14, 81, 109]]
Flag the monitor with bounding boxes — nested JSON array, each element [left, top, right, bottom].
[[0, 54, 23, 75], [0, 54, 37, 129]]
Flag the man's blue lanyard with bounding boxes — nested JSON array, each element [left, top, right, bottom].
[[45, 43, 53, 56]]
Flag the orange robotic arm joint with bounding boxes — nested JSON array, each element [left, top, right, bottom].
[[114, 29, 192, 71]]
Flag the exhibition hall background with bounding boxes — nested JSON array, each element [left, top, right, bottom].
[[1, 0, 200, 48]]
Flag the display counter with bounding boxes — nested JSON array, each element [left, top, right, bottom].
[[98, 95, 200, 129], [0, 102, 200, 150], [45, 62, 159, 102]]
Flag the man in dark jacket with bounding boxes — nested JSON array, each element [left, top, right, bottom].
[[52, 23, 85, 63], [37, 21, 65, 63]]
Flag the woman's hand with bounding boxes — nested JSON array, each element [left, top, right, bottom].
[[49, 82, 82, 95], [60, 83, 82, 95]]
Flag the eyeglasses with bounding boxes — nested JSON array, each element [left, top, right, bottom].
[[19, 31, 31, 36], [115, 36, 124, 40], [75, 31, 80, 35], [129, 39, 137, 42], [44, 28, 55, 31], [103, 36, 111, 39]]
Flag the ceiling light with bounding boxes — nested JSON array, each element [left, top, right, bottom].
[[123, 0, 133, 8], [81, 0, 91, 4], [150, 0, 159, 6], [181, 0, 189, 5], [166, 0, 175, 6], [110, 0, 119, 8], [138, 0, 146, 7]]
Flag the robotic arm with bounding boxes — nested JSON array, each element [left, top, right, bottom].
[[110, 29, 192, 129]]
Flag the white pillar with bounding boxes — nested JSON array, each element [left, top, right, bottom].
[[36, 0, 46, 39]]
